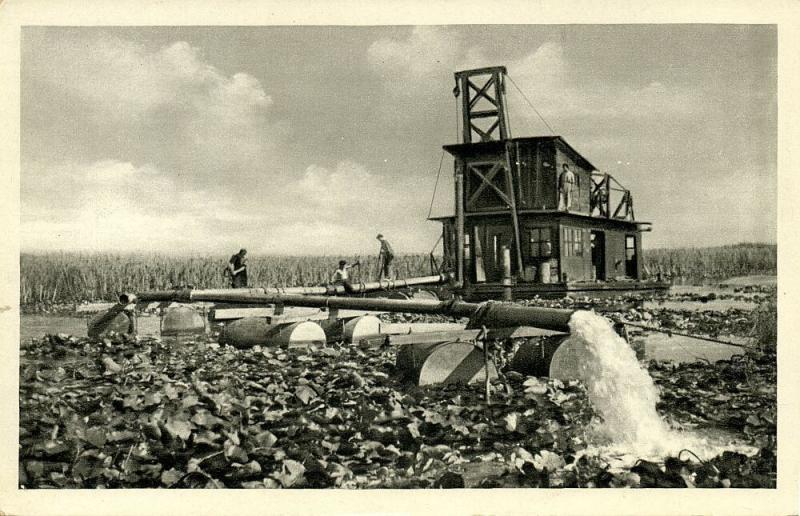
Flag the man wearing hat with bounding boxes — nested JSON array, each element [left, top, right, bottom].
[[376, 234, 394, 280]]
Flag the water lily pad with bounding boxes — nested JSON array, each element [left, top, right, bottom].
[[253, 430, 278, 449], [275, 459, 305, 488], [164, 417, 193, 441], [295, 385, 317, 405], [83, 427, 107, 448], [191, 410, 224, 428], [160, 467, 183, 486]]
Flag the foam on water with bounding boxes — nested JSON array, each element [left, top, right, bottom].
[[561, 310, 756, 461]]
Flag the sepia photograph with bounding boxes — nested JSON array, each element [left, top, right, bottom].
[[2, 1, 799, 515]]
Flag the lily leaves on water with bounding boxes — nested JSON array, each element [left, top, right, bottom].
[[19, 293, 776, 488]]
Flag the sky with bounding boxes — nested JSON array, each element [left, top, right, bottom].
[[20, 25, 777, 255]]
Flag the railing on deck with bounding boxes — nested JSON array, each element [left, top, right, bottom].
[[590, 172, 635, 221]]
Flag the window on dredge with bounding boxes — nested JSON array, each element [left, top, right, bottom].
[[625, 235, 637, 277], [626, 235, 636, 259], [528, 227, 552, 257], [563, 227, 584, 257]]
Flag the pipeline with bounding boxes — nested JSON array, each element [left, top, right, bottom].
[[619, 320, 754, 350], [128, 273, 452, 302], [118, 288, 575, 333]]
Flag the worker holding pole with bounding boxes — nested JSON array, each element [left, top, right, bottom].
[[376, 234, 395, 280], [228, 248, 248, 288]]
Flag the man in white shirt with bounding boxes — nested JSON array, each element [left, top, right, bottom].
[[559, 163, 576, 211], [331, 260, 358, 293]]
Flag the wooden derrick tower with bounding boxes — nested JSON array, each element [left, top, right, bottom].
[[432, 66, 665, 299]]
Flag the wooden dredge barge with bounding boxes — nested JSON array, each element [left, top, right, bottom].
[[432, 66, 669, 300]]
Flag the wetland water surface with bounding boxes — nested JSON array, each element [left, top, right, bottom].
[[19, 313, 745, 363], [20, 279, 764, 359], [20, 315, 161, 345]]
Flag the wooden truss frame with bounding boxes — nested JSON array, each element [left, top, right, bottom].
[[454, 66, 509, 144]]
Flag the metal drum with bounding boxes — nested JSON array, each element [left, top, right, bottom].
[[161, 305, 206, 336], [508, 335, 570, 377], [396, 340, 498, 386], [87, 311, 133, 338], [220, 317, 326, 349]]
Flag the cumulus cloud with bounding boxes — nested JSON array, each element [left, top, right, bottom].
[[366, 26, 470, 120], [19, 27, 774, 254], [505, 43, 700, 122], [33, 36, 271, 119], [25, 31, 279, 180], [259, 161, 430, 253], [367, 26, 462, 86], [293, 161, 394, 212], [509, 41, 568, 89], [368, 29, 700, 124], [22, 30, 441, 254], [21, 157, 438, 255], [21, 159, 242, 252], [510, 61, 697, 121]]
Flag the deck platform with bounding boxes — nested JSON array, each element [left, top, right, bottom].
[[451, 280, 670, 301]]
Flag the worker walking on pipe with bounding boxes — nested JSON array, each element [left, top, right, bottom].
[[331, 259, 359, 294], [228, 248, 248, 288], [376, 233, 394, 280]]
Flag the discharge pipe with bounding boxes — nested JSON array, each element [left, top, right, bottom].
[[118, 288, 575, 333]]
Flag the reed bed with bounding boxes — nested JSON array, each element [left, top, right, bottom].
[[20, 253, 434, 304], [20, 243, 776, 304], [643, 243, 776, 284]]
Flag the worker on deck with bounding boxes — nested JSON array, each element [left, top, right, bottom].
[[228, 248, 248, 288], [559, 163, 576, 212], [331, 259, 358, 294], [376, 234, 395, 280]]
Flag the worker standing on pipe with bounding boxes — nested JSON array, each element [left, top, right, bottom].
[[228, 248, 248, 288], [331, 260, 358, 294], [376, 234, 394, 280]]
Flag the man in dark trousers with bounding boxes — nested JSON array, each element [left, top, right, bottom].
[[376, 234, 394, 280], [331, 259, 359, 293], [228, 248, 248, 288]]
